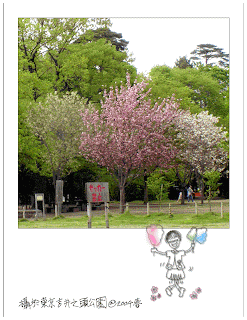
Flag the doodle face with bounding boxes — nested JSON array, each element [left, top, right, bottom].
[[167, 236, 180, 249]]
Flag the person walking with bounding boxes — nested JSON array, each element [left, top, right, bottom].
[[177, 191, 182, 203], [187, 186, 194, 202]]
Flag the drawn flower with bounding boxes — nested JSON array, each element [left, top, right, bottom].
[[157, 293, 161, 299], [195, 287, 202, 294], [190, 292, 198, 300], [150, 295, 157, 301], [151, 286, 158, 294]]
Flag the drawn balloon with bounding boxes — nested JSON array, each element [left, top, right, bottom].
[[186, 228, 197, 253], [146, 225, 164, 256], [186, 227, 207, 252], [195, 228, 207, 244]]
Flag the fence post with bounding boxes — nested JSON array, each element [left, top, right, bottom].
[[105, 202, 109, 228], [221, 202, 223, 218], [169, 203, 171, 217], [147, 202, 150, 215], [87, 202, 92, 228], [195, 202, 198, 215], [126, 203, 129, 212], [23, 206, 26, 219]]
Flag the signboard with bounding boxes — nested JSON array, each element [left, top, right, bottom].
[[56, 180, 64, 204], [35, 193, 45, 217], [86, 182, 109, 203]]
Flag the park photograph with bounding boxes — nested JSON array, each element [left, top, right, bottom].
[[18, 17, 230, 229]]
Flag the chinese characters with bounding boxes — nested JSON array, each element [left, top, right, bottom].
[[19, 297, 142, 309]]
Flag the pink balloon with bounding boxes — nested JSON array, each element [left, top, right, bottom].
[[146, 225, 163, 247]]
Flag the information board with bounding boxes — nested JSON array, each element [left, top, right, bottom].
[[85, 182, 109, 203], [35, 193, 45, 217]]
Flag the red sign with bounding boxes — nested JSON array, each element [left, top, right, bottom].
[[86, 182, 109, 203]]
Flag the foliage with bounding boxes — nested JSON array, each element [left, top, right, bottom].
[[18, 18, 112, 171], [174, 56, 193, 69], [148, 65, 229, 127], [147, 169, 176, 201], [79, 73, 180, 212], [204, 170, 222, 190], [204, 170, 221, 197], [18, 25, 229, 206], [57, 39, 137, 104], [75, 27, 129, 52], [18, 18, 111, 94], [27, 92, 90, 184]]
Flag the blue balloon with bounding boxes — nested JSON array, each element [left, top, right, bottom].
[[195, 232, 207, 244]]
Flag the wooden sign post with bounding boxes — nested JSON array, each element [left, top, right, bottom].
[[55, 180, 64, 216], [85, 182, 110, 228], [35, 193, 45, 218]]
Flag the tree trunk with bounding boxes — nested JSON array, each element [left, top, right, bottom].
[[201, 180, 205, 205], [181, 189, 185, 205], [209, 187, 212, 212], [143, 170, 148, 204], [53, 170, 62, 213], [119, 185, 125, 214]]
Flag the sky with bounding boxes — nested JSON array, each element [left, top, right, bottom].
[[110, 18, 229, 74]]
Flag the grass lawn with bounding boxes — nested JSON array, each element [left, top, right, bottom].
[[18, 211, 229, 229]]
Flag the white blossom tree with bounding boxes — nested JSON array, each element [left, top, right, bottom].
[[175, 110, 228, 203]]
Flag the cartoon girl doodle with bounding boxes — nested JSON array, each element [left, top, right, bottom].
[[151, 230, 195, 298]]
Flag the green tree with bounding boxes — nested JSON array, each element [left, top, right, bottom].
[[18, 18, 111, 170], [27, 92, 91, 186], [18, 49, 52, 171], [174, 56, 193, 69], [56, 39, 137, 104], [148, 65, 229, 128], [75, 27, 129, 52], [190, 44, 229, 68], [197, 64, 229, 129], [147, 169, 176, 201], [18, 18, 137, 171], [203, 170, 222, 211], [18, 18, 111, 95]]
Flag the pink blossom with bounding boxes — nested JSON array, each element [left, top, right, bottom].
[[195, 287, 202, 294], [151, 286, 158, 294], [150, 295, 157, 301], [79, 73, 179, 212], [190, 292, 198, 299]]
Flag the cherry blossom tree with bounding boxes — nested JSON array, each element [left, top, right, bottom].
[[175, 110, 228, 203], [79, 74, 179, 212]]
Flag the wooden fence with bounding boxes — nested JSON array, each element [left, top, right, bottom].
[[109, 201, 228, 217]]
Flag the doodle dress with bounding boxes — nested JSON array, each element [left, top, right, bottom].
[[166, 250, 186, 280]]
